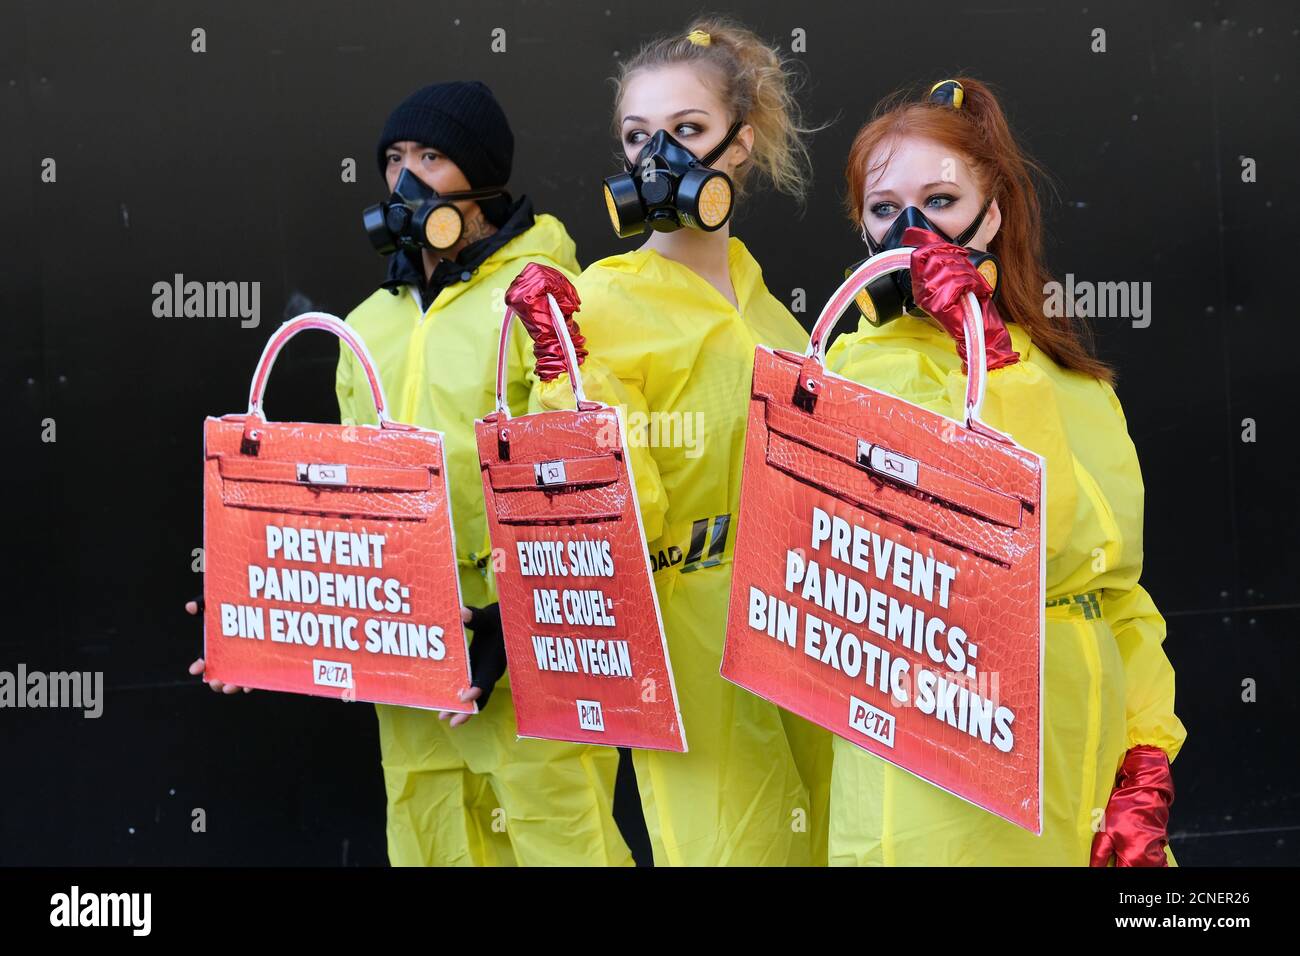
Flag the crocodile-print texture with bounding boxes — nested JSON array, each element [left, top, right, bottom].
[[721, 347, 1045, 832], [763, 402, 1024, 527], [203, 412, 473, 712], [475, 405, 686, 752], [486, 455, 620, 492]]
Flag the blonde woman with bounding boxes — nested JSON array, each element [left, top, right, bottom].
[[537, 19, 833, 866]]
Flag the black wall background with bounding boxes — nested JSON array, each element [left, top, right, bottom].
[[1, 0, 1296, 865]]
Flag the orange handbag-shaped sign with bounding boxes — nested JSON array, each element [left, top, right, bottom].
[[475, 296, 685, 751], [203, 313, 473, 712], [721, 249, 1045, 832]]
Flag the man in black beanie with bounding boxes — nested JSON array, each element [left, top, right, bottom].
[[373, 80, 525, 307], [335, 81, 633, 867]]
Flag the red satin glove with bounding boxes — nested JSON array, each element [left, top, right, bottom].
[[1090, 745, 1175, 867], [504, 263, 588, 382], [903, 226, 1018, 372]]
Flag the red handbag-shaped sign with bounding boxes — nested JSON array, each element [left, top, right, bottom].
[[721, 249, 1045, 832], [475, 296, 685, 751], [203, 314, 474, 712]]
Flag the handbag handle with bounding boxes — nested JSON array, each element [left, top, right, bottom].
[[246, 312, 394, 426], [805, 247, 1005, 438], [493, 293, 592, 420]]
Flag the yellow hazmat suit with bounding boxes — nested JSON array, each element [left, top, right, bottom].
[[539, 239, 834, 866], [336, 214, 631, 867], [824, 316, 1187, 865]]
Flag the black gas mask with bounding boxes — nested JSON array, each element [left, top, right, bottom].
[[847, 202, 1001, 326], [362, 167, 507, 254], [603, 123, 743, 238]]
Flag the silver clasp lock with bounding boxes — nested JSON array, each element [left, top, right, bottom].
[[297, 463, 349, 486], [868, 446, 919, 487], [857, 440, 919, 487], [535, 460, 567, 486]]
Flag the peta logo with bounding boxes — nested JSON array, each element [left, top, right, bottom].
[[576, 698, 605, 732], [848, 696, 896, 748], [313, 659, 353, 689], [50, 886, 151, 936]]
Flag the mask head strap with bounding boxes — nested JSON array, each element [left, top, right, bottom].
[[700, 121, 744, 167], [432, 185, 508, 203], [951, 197, 992, 247]]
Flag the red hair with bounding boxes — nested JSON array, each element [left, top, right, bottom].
[[844, 78, 1112, 383]]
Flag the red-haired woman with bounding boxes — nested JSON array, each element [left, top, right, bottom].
[[826, 79, 1186, 865]]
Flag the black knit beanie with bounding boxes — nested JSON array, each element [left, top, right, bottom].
[[376, 81, 515, 226]]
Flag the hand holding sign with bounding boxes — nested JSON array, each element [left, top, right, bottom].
[[506, 262, 589, 382], [904, 226, 1017, 372], [184, 597, 251, 694]]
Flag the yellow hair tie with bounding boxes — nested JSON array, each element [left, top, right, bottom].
[[928, 79, 964, 110], [686, 29, 711, 47]]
